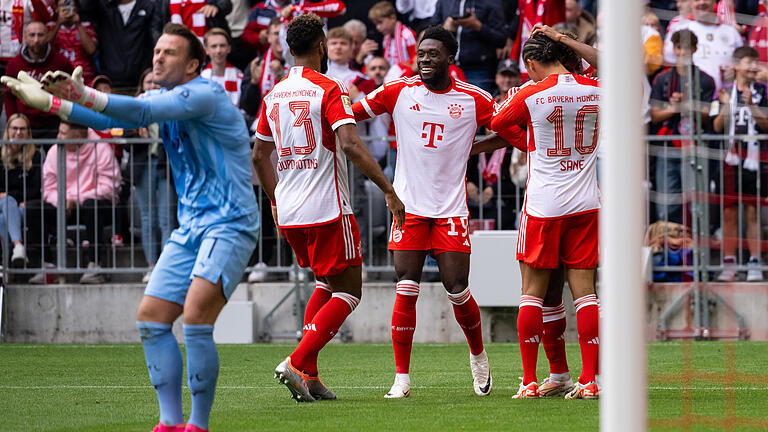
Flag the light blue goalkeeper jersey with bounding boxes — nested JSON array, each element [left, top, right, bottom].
[[67, 76, 259, 231]]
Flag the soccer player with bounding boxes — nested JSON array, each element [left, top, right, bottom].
[[3, 23, 259, 431], [473, 24, 601, 398], [491, 32, 601, 400], [251, 13, 405, 403], [351, 26, 494, 399]]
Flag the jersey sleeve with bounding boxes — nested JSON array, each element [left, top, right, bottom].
[[474, 92, 496, 130], [255, 103, 274, 142], [102, 83, 216, 125], [352, 80, 401, 121], [491, 90, 531, 136], [322, 81, 356, 131]]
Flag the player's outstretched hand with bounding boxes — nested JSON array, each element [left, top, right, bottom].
[[385, 191, 405, 230], [1, 72, 55, 113], [41, 65, 85, 102]]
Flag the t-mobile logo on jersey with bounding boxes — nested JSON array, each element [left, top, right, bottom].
[[421, 122, 445, 148]]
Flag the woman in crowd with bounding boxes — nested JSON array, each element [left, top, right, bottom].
[[0, 113, 42, 265]]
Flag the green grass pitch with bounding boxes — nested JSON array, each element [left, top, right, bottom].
[[1, 342, 767, 431]]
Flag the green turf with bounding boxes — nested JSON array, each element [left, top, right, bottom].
[[1, 342, 767, 431]]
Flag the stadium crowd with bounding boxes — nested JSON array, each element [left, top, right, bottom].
[[0, 0, 767, 284]]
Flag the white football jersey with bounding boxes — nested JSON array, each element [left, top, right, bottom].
[[255, 66, 356, 227], [492, 73, 601, 219], [353, 76, 496, 218]]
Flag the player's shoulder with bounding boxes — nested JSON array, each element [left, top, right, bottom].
[[298, 66, 349, 93], [572, 73, 600, 88], [452, 79, 494, 104]]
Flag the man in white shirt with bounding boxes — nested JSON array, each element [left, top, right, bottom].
[[201, 27, 243, 107]]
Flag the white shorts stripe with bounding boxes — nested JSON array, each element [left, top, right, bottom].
[[342, 215, 352, 259]]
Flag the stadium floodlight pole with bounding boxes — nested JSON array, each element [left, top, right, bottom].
[[599, 0, 646, 430]]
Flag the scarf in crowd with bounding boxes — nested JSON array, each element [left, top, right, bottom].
[[716, 0, 737, 26], [725, 82, 762, 171], [725, 81, 762, 171], [383, 21, 415, 66], [479, 148, 506, 185], [748, 3, 768, 63], [202, 62, 242, 106]]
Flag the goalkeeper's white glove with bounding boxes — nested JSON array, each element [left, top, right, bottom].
[[1, 71, 73, 119], [40, 66, 108, 112]]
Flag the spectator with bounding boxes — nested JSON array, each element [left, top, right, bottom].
[[0, 113, 41, 265], [643, 22, 664, 77], [26, 120, 121, 284], [46, 0, 97, 83], [650, 29, 716, 223], [643, 8, 663, 35], [240, 17, 287, 119], [344, 19, 377, 70], [80, 0, 163, 89], [368, 1, 417, 69], [493, 58, 521, 101], [748, 0, 768, 68], [363, 55, 390, 164], [710, 46, 768, 282], [224, 0, 257, 70], [163, 0, 232, 42], [432, 0, 507, 92], [4, 20, 72, 138], [201, 27, 243, 107], [133, 68, 177, 283], [0, 0, 55, 75], [666, 0, 693, 33], [241, 0, 292, 52], [396, 0, 437, 30], [505, 0, 566, 79], [663, 0, 743, 89], [565, 0, 597, 45]]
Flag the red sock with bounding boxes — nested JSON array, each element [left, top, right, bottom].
[[448, 288, 484, 355], [542, 302, 569, 374], [518, 295, 544, 385], [291, 293, 360, 376], [574, 294, 599, 384], [304, 281, 332, 335], [392, 280, 419, 374]]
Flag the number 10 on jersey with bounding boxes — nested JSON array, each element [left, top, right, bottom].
[[269, 101, 317, 157]]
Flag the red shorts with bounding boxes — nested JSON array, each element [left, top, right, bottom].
[[282, 214, 362, 277], [517, 211, 598, 269], [389, 213, 471, 255]]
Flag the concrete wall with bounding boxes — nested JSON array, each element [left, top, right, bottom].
[[4, 281, 766, 343]]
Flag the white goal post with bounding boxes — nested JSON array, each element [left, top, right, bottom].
[[599, 0, 646, 430]]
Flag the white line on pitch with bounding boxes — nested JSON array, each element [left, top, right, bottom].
[[1, 385, 766, 391]]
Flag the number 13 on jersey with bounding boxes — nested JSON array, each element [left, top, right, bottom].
[[269, 101, 317, 157]]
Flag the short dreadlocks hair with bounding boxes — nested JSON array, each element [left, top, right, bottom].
[[286, 13, 325, 57], [522, 32, 575, 67], [419, 25, 458, 57]]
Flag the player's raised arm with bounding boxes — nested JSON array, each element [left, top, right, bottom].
[[531, 24, 599, 72], [335, 123, 404, 229]]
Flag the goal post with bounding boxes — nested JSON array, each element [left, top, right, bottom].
[[599, 0, 646, 430]]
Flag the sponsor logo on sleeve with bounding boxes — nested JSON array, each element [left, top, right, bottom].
[[341, 95, 353, 115]]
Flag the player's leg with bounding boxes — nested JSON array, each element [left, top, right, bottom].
[[385, 249, 428, 398], [304, 277, 332, 335], [514, 262, 550, 398], [560, 212, 600, 399], [435, 250, 491, 396], [539, 266, 574, 397], [564, 268, 599, 399], [183, 226, 257, 427], [136, 237, 195, 431], [182, 277, 227, 431], [385, 214, 430, 398], [719, 205, 738, 282]]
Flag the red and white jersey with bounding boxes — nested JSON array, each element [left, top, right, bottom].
[[255, 66, 356, 227], [492, 73, 601, 219], [169, 0, 207, 41], [201, 63, 243, 107], [353, 76, 495, 218]]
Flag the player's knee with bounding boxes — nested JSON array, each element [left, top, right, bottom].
[[444, 279, 468, 295]]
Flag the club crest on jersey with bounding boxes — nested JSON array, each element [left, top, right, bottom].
[[392, 229, 403, 243], [448, 103, 464, 119]]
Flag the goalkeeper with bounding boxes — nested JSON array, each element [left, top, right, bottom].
[[3, 23, 259, 432]]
